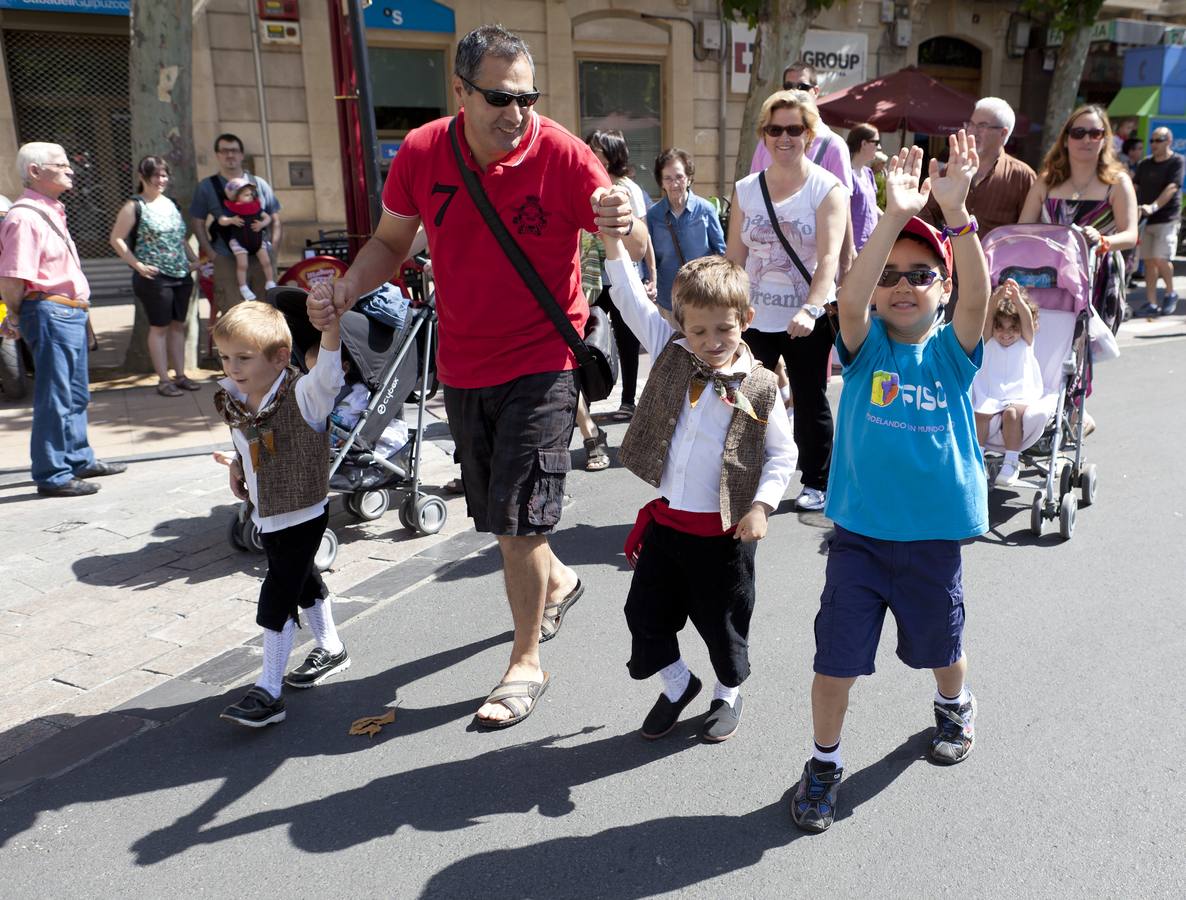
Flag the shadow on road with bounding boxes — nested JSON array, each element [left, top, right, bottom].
[[0, 630, 512, 861], [417, 728, 934, 899]]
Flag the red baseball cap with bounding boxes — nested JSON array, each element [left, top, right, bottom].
[[899, 217, 953, 274]]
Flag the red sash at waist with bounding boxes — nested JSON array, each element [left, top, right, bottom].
[[624, 497, 733, 569]]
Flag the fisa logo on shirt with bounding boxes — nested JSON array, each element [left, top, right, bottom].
[[870, 371, 948, 411]]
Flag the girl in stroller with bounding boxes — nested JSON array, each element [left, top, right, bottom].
[[973, 279, 1042, 486]]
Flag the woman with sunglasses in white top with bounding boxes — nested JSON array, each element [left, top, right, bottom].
[[726, 91, 847, 513]]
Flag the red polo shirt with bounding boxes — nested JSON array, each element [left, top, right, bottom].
[[382, 110, 610, 389]]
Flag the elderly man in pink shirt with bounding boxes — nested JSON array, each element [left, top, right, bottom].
[[0, 142, 126, 496]]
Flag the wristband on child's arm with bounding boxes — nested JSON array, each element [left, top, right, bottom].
[[940, 217, 979, 239]]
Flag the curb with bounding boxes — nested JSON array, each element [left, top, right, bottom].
[[0, 525, 495, 801]]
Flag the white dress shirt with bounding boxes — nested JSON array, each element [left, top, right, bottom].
[[220, 345, 344, 533], [607, 257, 797, 514]]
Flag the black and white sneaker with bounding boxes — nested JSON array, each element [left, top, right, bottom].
[[220, 686, 286, 728], [284, 646, 350, 689]]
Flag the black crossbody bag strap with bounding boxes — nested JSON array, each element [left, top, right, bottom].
[[757, 170, 813, 285], [448, 118, 596, 369], [664, 214, 687, 265]]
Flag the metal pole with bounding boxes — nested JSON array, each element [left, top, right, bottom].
[[247, 0, 275, 185], [346, 0, 383, 230]]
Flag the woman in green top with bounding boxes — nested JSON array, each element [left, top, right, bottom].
[[109, 155, 199, 396]]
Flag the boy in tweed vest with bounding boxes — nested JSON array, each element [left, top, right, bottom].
[[602, 222, 796, 743], [212, 301, 349, 728]]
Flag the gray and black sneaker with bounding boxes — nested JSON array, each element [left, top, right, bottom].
[[220, 686, 286, 728], [791, 757, 843, 832], [930, 691, 977, 764], [284, 646, 350, 689]]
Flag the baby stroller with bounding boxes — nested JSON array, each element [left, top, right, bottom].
[[226, 280, 447, 571], [981, 224, 1099, 540]]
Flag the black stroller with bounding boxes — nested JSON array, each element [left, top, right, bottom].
[[226, 282, 447, 571]]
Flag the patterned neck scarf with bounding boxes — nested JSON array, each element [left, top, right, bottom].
[[687, 355, 766, 424], [214, 366, 298, 468]]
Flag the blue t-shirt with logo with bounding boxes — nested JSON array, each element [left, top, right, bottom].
[[826, 317, 988, 541]]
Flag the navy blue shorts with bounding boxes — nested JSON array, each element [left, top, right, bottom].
[[813, 525, 965, 677]]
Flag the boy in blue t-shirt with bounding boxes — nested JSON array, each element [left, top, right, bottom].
[[791, 136, 990, 833]]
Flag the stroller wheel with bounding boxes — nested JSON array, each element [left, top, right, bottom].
[[227, 515, 247, 551], [412, 494, 447, 536], [1030, 491, 1045, 536], [1058, 462, 1075, 499], [314, 527, 339, 572], [243, 518, 265, 553], [1058, 492, 1078, 540], [1079, 463, 1098, 507], [350, 489, 390, 521]]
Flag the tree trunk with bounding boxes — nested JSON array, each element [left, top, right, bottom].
[[734, 0, 814, 185], [125, 0, 197, 373], [1041, 23, 1093, 158]]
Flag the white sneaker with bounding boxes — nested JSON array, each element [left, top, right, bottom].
[[995, 462, 1019, 486], [795, 486, 827, 511], [238, 284, 257, 301]]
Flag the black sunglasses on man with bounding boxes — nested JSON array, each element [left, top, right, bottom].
[[460, 74, 540, 109], [783, 80, 816, 91]]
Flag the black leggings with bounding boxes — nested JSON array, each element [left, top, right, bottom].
[[744, 316, 835, 491], [595, 286, 640, 406]]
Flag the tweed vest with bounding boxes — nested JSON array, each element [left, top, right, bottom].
[[619, 337, 778, 529], [215, 374, 329, 518]]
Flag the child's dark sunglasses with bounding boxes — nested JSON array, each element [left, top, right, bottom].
[[783, 81, 815, 91], [877, 268, 943, 287], [1068, 126, 1105, 141], [460, 74, 540, 108], [763, 124, 807, 138]]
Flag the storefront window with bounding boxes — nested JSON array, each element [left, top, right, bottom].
[[369, 47, 447, 136], [579, 60, 662, 198]]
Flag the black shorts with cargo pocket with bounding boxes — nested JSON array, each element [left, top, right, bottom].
[[443, 370, 579, 536]]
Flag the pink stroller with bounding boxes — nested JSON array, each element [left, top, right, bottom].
[[981, 224, 1099, 540]]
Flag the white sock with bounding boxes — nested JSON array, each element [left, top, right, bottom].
[[935, 686, 969, 707], [659, 658, 691, 702], [812, 738, 843, 768], [712, 680, 740, 708], [264, 279, 277, 289], [255, 618, 295, 699], [1003, 450, 1020, 465], [238, 283, 256, 300], [304, 597, 343, 655]]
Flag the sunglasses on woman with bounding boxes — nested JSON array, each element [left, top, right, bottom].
[[1068, 127, 1105, 141], [460, 74, 540, 109], [877, 268, 943, 287], [763, 124, 807, 138]]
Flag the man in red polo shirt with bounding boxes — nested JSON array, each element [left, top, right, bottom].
[[309, 25, 647, 728]]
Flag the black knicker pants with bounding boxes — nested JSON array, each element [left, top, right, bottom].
[[595, 286, 641, 407], [744, 316, 835, 491], [257, 508, 329, 631], [624, 523, 758, 688]]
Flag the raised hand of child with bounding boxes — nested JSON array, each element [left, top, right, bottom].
[[883, 146, 931, 220], [929, 129, 978, 216], [307, 282, 340, 331]]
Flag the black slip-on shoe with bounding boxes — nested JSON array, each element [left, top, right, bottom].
[[37, 478, 99, 497], [284, 646, 350, 689], [640, 674, 702, 740], [75, 460, 128, 479], [701, 696, 743, 743], [220, 686, 286, 728]]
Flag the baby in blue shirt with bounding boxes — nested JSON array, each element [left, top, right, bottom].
[[791, 137, 990, 833]]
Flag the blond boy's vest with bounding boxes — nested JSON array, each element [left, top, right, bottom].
[[618, 337, 777, 529], [215, 375, 329, 518]]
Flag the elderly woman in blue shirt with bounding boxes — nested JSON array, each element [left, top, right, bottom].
[[645, 148, 727, 326]]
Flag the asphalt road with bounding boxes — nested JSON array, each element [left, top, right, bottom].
[[1, 331, 1183, 898]]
